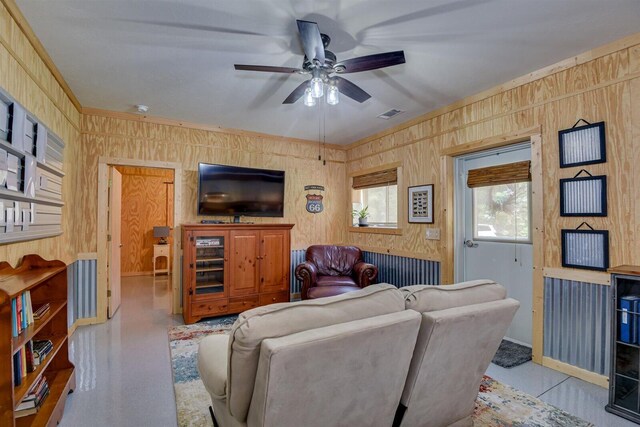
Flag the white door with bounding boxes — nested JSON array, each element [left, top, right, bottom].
[[107, 167, 122, 318], [455, 144, 533, 346]]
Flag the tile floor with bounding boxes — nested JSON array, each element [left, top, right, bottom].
[[59, 276, 634, 427], [60, 275, 182, 427]]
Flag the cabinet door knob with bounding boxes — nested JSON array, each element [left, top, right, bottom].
[[272, 297, 276, 302]]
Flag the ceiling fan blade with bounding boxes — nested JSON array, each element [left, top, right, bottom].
[[296, 20, 325, 64], [283, 80, 310, 104], [117, 19, 269, 36], [334, 51, 405, 74], [235, 65, 302, 73], [334, 77, 371, 103]]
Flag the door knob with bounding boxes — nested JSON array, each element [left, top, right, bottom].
[[464, 239, 478, 248]]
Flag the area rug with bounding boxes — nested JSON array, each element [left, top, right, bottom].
[[492, 339, 533, 368], [169, 318, 592, 427]]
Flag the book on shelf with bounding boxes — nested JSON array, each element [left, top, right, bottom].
[[33, 339, 54, 365], [620, 296, 640, 344], [12, 351, 22, 386], [11, 290, 34, 337], [15, 376, 50, 418], [33, 302, 50, 320], [16, 375, 49, 410]]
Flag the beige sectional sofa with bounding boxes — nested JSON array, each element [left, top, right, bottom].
[[198, 281, 519, 427]]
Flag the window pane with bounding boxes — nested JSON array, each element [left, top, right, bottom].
[[366, 186, 387, 222], [473, 182, 530, 241], [388, 185, 398, 223], [352, 184, 398, 226]]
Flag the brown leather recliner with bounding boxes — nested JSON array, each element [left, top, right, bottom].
[[295, 245, 378, 300]]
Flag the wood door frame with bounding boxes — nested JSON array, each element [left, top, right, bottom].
[[107, 167, 122, 318], [97, 157, 183, 323], [440, 127, 545, 362]]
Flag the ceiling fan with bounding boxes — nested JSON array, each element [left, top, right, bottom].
[[234, 20, 406, 106]]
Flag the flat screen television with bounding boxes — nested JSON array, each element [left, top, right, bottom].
[[197, 163, 285, 219]]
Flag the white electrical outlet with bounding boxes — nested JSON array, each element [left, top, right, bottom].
[[425, 228, 440, 240]]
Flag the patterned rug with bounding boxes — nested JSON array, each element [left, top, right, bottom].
[[169, 317, 593, 427]]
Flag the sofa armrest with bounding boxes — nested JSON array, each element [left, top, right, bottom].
[[295, 261, 318, 300], [353, 261, 378, 288], [197, 334, 230, 400]]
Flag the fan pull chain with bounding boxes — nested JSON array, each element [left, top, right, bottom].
[[514, 183, 518, 263], [323, 102, 326, 166], [318, 100, 322, 161]]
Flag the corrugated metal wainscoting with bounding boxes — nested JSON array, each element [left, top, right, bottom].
[[543, 277, 611, 376], [290, 249, 306, 294], [363, 252, 440, 287], [289, 249, 440, 294], [67, 259, 98, 328]]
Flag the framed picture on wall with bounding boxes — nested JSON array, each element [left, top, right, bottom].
[[559, 173, 607, 217], [561, 226, 609, 271], [558, 120, 606, 168], [408, 184, 433, 224]]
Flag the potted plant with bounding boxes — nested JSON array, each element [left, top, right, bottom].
[[352, 206, 369, 227]]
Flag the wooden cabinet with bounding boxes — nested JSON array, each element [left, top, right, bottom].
[[607, 265, 640, 423], [0, 255, 75, 427], [182, 224, 294, 324]]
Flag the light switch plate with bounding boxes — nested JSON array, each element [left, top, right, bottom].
[[425, 228, 440, 240]]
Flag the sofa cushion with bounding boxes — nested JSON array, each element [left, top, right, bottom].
[[307, 284, 360, 299], [316, 275, 357, 286], [227, 283, 405, 421], [400, 280, 506, 312]]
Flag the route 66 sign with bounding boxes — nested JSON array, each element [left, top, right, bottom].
[[306, 194, 323, 213]]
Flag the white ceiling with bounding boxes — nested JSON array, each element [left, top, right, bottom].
[[15, 0, 640, 144]]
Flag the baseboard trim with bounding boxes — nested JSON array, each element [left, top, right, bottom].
[[68, 316, 100, 335], [122, 271, 154, 277], [541, 356, 609, 388]]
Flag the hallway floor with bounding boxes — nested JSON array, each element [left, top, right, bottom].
[[60, 275, 182, 427], [60, 277, 631, 426]]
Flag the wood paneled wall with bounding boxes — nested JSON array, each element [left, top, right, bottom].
[[78, 112, 347, 253], [116, 166, 174, 274], [0, 0, 80, 265], [345, 35, 640, 274]]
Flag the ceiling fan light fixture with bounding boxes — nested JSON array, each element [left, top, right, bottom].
[[310, 76, 324, 98], [303, 88, 316, 107], [326, 85, 339, 105]]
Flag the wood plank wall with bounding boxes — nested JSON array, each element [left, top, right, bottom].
[[78, 113, 347, 253], [116, 166, 174, 274], [0, 0, 80, 265], [344, 37, 640, 274]]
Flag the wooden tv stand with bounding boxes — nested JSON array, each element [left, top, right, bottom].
[[181, 223, 294, 324]]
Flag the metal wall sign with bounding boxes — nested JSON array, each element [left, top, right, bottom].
[[304, 185, 324, 214]]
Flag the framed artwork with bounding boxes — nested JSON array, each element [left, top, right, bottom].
[[559, 173, 607, 217], [408, 184, 433, 224], [558, 120, 606, 168], [561, 225, 609, 271]]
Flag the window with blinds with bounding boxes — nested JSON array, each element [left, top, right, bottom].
[[352, 168, 398, 227]]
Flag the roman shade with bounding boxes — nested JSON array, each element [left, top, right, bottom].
[[467, 160, 531, 188], [352, 168, 397, 190]]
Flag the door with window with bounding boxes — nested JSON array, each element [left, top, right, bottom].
[[455, 144, 533, 346]]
